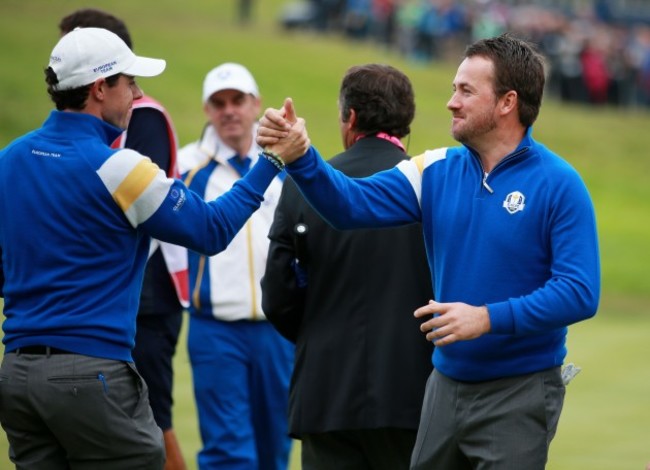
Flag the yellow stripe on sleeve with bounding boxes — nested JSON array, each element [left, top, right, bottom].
[[411, 153, 426, 175], [113, 158, 160, 212]]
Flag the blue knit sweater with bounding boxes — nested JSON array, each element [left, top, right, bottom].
[[285, 128, 600, 382], [0, 111, 278, 361]]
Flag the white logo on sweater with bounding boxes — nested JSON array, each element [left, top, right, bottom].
[[502, 191, 525, 214]]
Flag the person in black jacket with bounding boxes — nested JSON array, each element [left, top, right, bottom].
[[261, 63, 433, 470]]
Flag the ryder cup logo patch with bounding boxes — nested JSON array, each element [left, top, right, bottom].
[[502, 191, 526, 214], [218, 70, 232, 80]]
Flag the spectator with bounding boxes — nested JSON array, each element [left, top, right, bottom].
[[238, 0, 254, 24], [282, 0, 650, 108], [178, 63, 294, 470]]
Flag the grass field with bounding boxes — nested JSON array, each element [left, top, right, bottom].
[[1, 0, 649, 468]]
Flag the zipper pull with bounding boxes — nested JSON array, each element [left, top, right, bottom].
[[482, 172, 494, 194]]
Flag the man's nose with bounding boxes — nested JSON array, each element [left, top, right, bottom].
[[132, 83, 144, 100]]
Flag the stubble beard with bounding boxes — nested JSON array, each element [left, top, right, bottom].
[[451, 108, 497, 146]]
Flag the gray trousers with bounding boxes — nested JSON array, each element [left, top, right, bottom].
[[0, 351, 165, 470], [410, 368, 565, 470]]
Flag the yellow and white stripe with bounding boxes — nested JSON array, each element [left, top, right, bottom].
[[396, 147, 447, 205], [97, 148, 173, 227]]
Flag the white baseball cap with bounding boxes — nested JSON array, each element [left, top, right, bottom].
[[49, 27, 166, 91], [202, 62, 259, 103]]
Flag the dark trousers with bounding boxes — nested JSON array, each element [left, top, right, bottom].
[[411, 368, 564, 470], [0, 351, 164, 470], [302, 428, 418, 470]]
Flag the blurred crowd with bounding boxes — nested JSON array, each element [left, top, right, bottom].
[[280, 0, 650, 108]]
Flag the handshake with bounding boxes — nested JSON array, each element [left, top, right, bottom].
[[256, 98, 311, 166]]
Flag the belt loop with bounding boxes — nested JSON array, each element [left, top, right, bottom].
[[46, 346, 51, 358], [16, 348, 21, 356]]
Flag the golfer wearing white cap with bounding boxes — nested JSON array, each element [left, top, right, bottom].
[[0, 29, 308, 469], [178, 63, 293, 470]]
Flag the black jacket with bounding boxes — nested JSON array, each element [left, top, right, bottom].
[[262, 136, 434, 437]]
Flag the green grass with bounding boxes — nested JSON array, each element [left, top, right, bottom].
[[1, 0, 650, 468]]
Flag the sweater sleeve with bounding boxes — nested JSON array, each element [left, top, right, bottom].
[[286, 146, 421, 229], [96, 148, 280, 256], [0, 247, 4, 297]]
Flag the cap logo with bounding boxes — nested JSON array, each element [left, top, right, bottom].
[[502, 191, 526, 214], [93, 60, 118, 74]]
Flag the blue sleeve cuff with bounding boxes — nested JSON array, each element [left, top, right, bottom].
[[486, 301, 515, 334], [286, 146, 320, 174], [245, 154, 282, 191]]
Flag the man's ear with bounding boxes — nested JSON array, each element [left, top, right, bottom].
[[347, 108, 357, 130], [91, 78, 107, 102], [499, 90, 518, 116]]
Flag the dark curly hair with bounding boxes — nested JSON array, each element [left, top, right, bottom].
[[339, 64, 415, 138], [59, 8, 132, 48]]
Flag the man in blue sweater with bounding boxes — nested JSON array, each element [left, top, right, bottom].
[[0, 27, 308, 469], [257, 33, 600, 469], [58, 10, 190, 470]]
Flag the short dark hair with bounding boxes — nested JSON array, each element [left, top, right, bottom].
[[465, 33, 545, 127], [59, 8, 132, 49], [339, 64, 415, 138], [45, 67, 121, 111]]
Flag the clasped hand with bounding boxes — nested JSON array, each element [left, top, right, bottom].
[[256, 97, 310, 164]]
